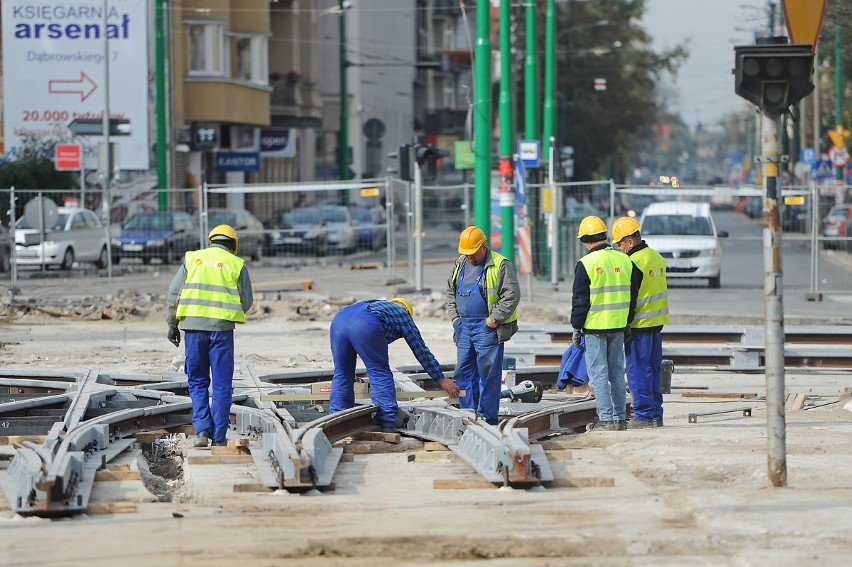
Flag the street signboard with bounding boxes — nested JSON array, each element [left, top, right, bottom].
[[55, 144, 82, 171], [782, 0, 826, 48], [454, 140, 475, 170], [215, 152, 260, 173], [812, 159, 834, 180], [1, 0, 150, 170], [594, 78, 607, 91], [518, 140, 540, 168], [800, 147, 816, 164]]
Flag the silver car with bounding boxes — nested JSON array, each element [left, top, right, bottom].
[[320, 206, 357, 253], [15, 207, 110, 269]]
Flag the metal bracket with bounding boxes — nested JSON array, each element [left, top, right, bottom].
[[754, 155, 789, 164], [688, 406, 752, 423]]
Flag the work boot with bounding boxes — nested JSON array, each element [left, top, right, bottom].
[[653, 419, 665, 427], [380, 427, 396, 434], [628, 419, 655, 429], [585, 421, 615, 432], [613, 419, 627, 431], [211, 440, 228, 447], [193, 431, 210, 448]]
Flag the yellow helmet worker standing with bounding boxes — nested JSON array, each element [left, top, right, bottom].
[[611, 216, 641, 245], [447, 225, 521, 425]]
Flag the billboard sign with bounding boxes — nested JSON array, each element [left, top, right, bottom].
[[260, 128, 296, 157], [55, 143, 81, 170], [215, 151, 260, 172], [1, 0, 150, 169]]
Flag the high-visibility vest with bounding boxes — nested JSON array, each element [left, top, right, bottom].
[[452, 250, 518, 324], [578, 248, 632, 329], [176, 247, 246, 323], [631, 247, 669, 328]]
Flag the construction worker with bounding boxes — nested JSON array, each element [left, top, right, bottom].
[[329, 298, 460, 431], [572, 216, 640, 431], [446, 226, 520, 424], [166, 225, 253, 448], [611, 216, 668, 428]]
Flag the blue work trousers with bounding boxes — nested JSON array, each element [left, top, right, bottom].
[[453, 318, 503, 424], [184, 330, 234, 443], [584, 331, 627, 421], [625, 331, 664, 421], [329, 303, 397, 428]]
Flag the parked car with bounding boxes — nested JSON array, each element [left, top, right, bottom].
[[349, 205, 387, 250], [0, 223, 11, 273], [821, 204, 852, 250], [111, 211, 199, 264], [206, 209, 268, 261], [14, 207, 109, 269], [267, 207, 328, 256], [640, 201, 728, 288], [320, 206, 357, 253]]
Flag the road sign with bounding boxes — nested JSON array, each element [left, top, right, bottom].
[[55, 144, 82, 171], [23, 197, 58, 233], [829, 145, 850, 168], [782, 0, 826, 48], [68, 118, 131, 137], [800, 147, 816, 164], [812, 159, 834, 180], [594, 78, 607, 91], [518, 140, 540, 168], [454, 140, 475, 170]]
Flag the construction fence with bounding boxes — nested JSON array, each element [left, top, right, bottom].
[[3, 180, 852, 296]]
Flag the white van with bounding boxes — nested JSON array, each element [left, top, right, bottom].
[[638, 201, 728, 288]]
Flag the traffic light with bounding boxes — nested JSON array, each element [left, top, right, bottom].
[[734, 44, 814, 114], [415, 144, 449, 183]]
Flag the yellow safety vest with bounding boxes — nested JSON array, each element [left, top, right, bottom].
[[631, 246, 669, 329], [578, 248, 632, 329], [176, 247, 246, 323], [451, 250, 518, 324]]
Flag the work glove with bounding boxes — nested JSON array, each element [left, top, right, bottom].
[[167, 325, 181, 348], [572, 329, 583, 350]]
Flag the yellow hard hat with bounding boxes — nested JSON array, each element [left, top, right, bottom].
[[458, 226, 486, 255], [577, 216, 607, 239], [208, 224, 239, 255], [611, 216, 641, 244], [389, 297, 414, 317]]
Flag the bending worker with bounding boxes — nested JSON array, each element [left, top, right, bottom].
[[329, 298, 460, 431], [166, 225, 253, 448], [572, 216, 640, 431], [446, 226, 520, 424], [611, 216, 668, 428]]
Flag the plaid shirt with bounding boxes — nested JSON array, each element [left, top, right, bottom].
[[366, 300, 445, 382]]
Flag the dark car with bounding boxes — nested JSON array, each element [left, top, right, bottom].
[[207, 208, 268, 261], [349, 205, 387, 250], [267, 207, 328, 256], [112, 211, 199, 264]]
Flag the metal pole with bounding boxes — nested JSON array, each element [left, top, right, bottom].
[[473, 0, 492, 236], [414, 161, 424, 292], [761, 110, 787, 488], [338, 0, 351, 206], [155, 0, 168, 211], [524, 0, 539, 142], [9, 187, 17, 294], [499, 0, 515, 262], [102, 0, 113, 281], [541, 0, 555, 161], [809, 179, 820, 297], [548, 138, 558, 290], [834, 12, 844, 185]]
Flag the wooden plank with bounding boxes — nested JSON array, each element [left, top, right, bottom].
[[253, 279, 313, 292], [544, 477, 615, 488], [342, 443, 372, 454], [680, 392, 758, 399], [348, 431, 401, 444], [186, 455, 254, 465], [0, 435, 48, 445], [408, 452, 462, 463], [260, 390, 463, 402], [106, 463, 132, 472], [233, 483, 274, 493], [543, 450, 573, 461], [433, 478, 496, 489], [86, 502, 139, 515], [424, 442, 450, 452], [339, 453, 355, 463], [94, 470, 142, 482], [211, 445, 251, 456]]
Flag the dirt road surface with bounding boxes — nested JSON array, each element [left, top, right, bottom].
[[2, 260, 852, 566]]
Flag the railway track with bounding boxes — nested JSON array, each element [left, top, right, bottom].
[[0, 365, 595, 516]]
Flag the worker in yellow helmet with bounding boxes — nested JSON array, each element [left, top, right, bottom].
[[446, 225, 521, 425], [166, 224, 254, 448], [611, 216, 668, 429], [572, 216, 640, 432], [329, 298, 460, 432]]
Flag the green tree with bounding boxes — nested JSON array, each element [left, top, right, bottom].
[[555, 0, 688, 182], [0, 138, 79, 223]]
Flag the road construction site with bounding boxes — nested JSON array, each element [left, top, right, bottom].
[[1, 259, 852, 566]]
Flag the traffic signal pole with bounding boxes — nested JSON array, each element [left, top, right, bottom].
[[498, 0, 515, 262], [760, 111, 788, 487]]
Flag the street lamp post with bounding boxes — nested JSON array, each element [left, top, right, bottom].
[[338, 0, 351, 203]]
